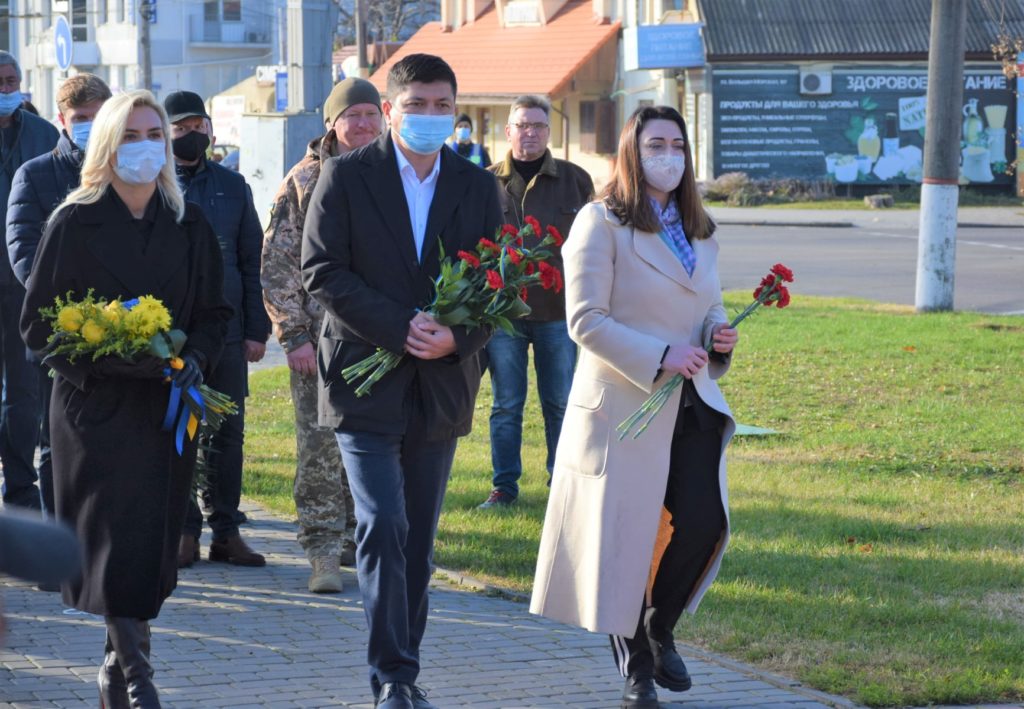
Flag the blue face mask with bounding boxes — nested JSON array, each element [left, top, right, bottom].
[[0, 90, 23, 117], [455, 126, 471, 142], [70, 121, 93, 151], [114, 140, 167, 184], [398, 113, 454, 155]]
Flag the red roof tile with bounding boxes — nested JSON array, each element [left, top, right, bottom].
[[369, 1, 620, 99]]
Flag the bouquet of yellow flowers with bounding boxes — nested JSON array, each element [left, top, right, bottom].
[[39, 291, 237, 453]]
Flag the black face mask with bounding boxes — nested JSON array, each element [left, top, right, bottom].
[[172, 130, 211, 162]]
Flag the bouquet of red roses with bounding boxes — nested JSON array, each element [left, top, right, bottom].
[[341, 216, 565, 397], [616, 263, 794, 440]]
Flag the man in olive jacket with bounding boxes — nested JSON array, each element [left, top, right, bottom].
[[479, 94, 594, 509]]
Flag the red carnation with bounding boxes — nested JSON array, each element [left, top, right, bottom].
[[770, 263, 794, 282], [525, 262, 536, 275], [505, 245, 523, 265], [519, 287, 528, 302], [478, 238, 500, 255], [538, 261, 563, 292], [457, 250, 480, 268], [485, 270, 504, 290], [524, 215, 542, 235], [775, 285, 791, 308], [501, 223, 519, 240], [546, 225, 564, 247]]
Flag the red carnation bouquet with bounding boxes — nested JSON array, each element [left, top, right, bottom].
[[341, 216, 564, 397], [616, 263, 794, 439]]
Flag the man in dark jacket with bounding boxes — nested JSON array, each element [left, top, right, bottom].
[[479, 94, 594, 509], [164, 90, 271, 568], [302, 54, 502, 709], [6, 73, 111, 520], [0, 51, 59, 511]]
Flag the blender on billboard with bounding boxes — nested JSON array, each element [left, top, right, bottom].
[[712, 66, 1013, 185]]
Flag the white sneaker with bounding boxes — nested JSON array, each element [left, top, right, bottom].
[[308, 556, 343, 593]]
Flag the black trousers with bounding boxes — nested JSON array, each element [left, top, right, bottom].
[[611, 388, 726, 677], [183, 341, 247, 540]]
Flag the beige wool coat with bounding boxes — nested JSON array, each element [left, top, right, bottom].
[[530, 201, 736, 638]]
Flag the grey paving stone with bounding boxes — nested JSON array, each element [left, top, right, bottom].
[[0, 502, 859, 709]]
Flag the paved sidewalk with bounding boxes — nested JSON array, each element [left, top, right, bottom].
[[1, 504, 856, 709]]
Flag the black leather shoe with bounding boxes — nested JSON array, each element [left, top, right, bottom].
[[647, 629, 692, 692], [621, 673, 659, 708], [376, 681, 414, 709], [411, 685, 438, 709]]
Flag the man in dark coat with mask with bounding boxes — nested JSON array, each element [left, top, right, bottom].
[[6, 73, 111, 523], [0, 50, 59, 511], [164, 90, 271, 568]]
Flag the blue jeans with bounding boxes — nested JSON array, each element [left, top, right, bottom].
[[485, 319, 576, 498], [335, 428, 456, 690]]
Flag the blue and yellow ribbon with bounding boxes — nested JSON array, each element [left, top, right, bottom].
[[161, 372, 206, 455]]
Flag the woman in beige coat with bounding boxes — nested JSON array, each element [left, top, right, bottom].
[[530, 106, 738, 709]]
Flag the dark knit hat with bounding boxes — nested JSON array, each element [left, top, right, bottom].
[[324, 78, 382, 126], [456, 112, 472, 128]]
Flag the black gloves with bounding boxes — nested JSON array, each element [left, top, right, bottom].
[[92, 355, 167, 380], [170, 353, 204, 391]]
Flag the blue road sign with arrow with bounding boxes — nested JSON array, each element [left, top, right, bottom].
[[54, 16, 73, 72]]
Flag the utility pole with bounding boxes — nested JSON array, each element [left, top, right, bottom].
[[355, 0, 369, 78], [139, 1, 154, 91], [915, 0, 967, 312]]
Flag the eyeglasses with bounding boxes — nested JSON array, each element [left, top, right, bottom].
[[340, 111, 382, 123], [510, 122, 549, 132]]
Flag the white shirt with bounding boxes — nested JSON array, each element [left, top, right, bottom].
[[393, 136, 441, 262]]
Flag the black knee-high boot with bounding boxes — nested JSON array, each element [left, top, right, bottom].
[[104, 617, 160, 709], [98, 627, 130, 709]]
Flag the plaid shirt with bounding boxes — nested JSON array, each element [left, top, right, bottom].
[[652, 198, 696, 277]]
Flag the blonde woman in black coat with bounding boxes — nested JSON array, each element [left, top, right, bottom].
[[21, 90, 230, 708]]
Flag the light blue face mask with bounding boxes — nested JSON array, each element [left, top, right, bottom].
[[455, 126, 471, 142], [114, 140, 167, 184], [398, 113, 455, 155], [70, 121, 93, 151], [0, 90, 23, 117]]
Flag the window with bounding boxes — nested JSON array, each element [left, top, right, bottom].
[[0, 0, 9, 52], [579, 99, 617, 154], [223, 1, 241, 22], [204, 1, 219, 21], [71, 0, 88, 41]]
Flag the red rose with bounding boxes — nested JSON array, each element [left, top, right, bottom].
[[505, 245, 523, 265], [770, 263, 794, 282], [485, 270, 504, 290], [545, 225, 564, 247], [457, 250, 480, 268], [478, 238, 500, 254], [524, 215, 542, 235]]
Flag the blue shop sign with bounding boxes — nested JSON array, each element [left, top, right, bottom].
[[626, 24, 705, 70]]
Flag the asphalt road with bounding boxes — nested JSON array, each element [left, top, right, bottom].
[[715, 221, 1024, 315]]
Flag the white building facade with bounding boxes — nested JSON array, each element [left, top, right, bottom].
[[8, 0, 283, 122]]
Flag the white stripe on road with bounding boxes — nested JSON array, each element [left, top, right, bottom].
[[860, 230, 1024, 251]]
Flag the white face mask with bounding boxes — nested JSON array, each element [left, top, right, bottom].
[[114, 140, 166, 184], [641, 154, 686, 193]]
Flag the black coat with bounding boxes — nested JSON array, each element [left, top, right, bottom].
[[21, 188, 231, 619], [0, 109, 60, 287], [301, 134, 503, 440], [177, 159, 270, 345], [6, 131, 83, 286]]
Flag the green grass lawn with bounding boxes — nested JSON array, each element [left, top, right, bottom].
[[243, 294, 1024, 706]]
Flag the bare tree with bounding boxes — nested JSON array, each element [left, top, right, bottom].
[[334, 0, 438, 44]]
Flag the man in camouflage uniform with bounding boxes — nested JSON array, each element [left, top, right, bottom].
[[261, 78, 382, 593]]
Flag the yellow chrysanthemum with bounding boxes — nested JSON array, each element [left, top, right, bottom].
[[103, 301, 125, 327], [80, 319, 108, 344], [125, 296, 172, 339], [56, 306, 84, 333]]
